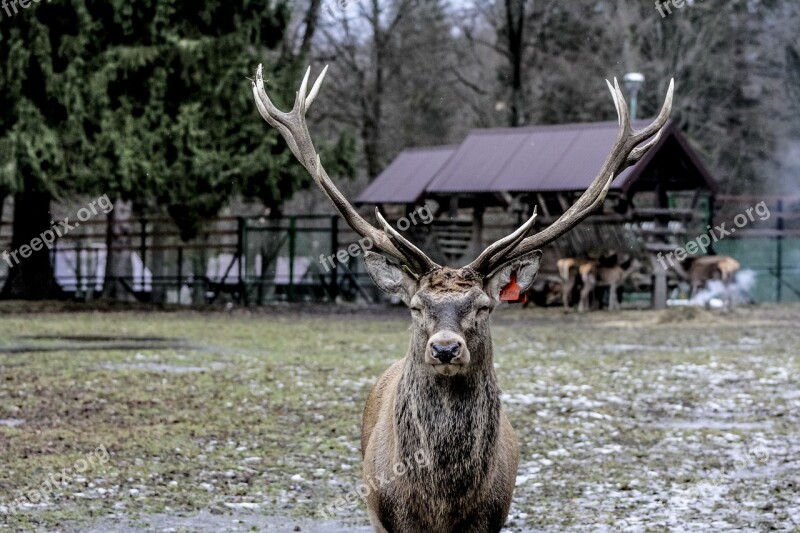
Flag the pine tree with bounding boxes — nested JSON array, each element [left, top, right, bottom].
[[0, 0, 351, 299]]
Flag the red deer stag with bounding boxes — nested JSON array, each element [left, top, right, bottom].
[[252, 64, 673, 532]]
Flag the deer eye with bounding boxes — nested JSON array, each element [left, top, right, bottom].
[[476, 306, 491, 317]]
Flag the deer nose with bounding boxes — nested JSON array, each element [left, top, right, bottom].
[[431, 342, 461, 364]]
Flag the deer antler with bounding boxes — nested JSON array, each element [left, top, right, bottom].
[[252, 64, 440, 275], [254, 65, 673, 280], [466, 77, 674, 275]]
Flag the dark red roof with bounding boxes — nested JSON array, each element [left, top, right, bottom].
[[355, 146, 456, 204], [357, 119, 716, 203], [428, 120, 655, 193]]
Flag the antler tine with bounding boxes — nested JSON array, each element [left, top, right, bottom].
[[374, 208, 438, 275], [306, 65, 328, 109], [466, 77, 674, 273], [253, 65, 303, 162], [628, 125, 664, 164], [466, 208, 538, 274], [607, 79, 622, 126], [611, 78, 632, 136], [631, 78, 674, 145], [252, 64, 440, 273], [295, 66, 311, 112]]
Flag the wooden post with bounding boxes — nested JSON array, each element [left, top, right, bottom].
[[139, 218, 147, 293], [288, 216, 296, 302], [469, 204, 484, 264], [330, 216, 339, 300], [237, 217, 248, 305], [652, 254, 668, 310], [177, 246, 183, 298], [776, 199, 783, 302]]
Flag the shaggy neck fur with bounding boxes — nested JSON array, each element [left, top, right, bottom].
[[394, 323, 502, 504]]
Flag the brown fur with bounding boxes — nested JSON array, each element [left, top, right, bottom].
[[674, 255, 741, 308], [557, 255, 641, 312], [360, 262, 532, 533], [522, 277, 563, 308], [685, 256, 741, 296], [556, 257, 593, 311], [577, 257, 642, 312], [424, 267, 483, 293]]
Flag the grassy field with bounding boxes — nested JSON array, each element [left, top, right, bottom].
[[0, 304, 798, 532]]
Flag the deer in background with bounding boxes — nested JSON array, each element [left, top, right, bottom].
[[252, 64, 673, 532], [670, 255, 741, 307], [522, 276, 563, 308], [557, 257, 594, 310], [558, 253, 642, 312]]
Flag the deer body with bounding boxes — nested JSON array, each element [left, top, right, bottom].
[[251, 63, 673, 531], [361, 269, 519, 532], [558, 255, 641, 311], [685, 256, 740, 298], [557, 257, 593, 310], [579, 256, 642, 312], [668, 255, 741, 307]]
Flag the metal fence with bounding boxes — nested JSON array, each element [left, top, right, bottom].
[[0, 194, 796, 305], [713, 195, 800, 303], [0, 214, 381, 304]]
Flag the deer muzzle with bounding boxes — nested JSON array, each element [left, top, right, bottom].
[[426, 331, 470, 375]]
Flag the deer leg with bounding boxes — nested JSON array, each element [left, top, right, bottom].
[[609, 283, 619, 310], [579, 277, 594, 313], [367, 509, 389, 533], [563, 279, 575, 310], [725, 279, 735, 309], [690, 280, 701, 299]]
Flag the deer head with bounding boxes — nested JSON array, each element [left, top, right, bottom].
[[363, 249, 542, 376]]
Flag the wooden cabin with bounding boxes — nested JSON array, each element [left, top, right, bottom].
[[357, 119, 719, 308]]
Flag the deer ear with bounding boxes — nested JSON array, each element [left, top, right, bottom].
[[484, 250, 543, 301], [363, 251, 418, 305]]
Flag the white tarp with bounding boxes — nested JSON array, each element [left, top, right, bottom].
[[53, 245, 151, 292]]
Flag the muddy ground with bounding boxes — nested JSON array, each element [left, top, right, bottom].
[[0, 304, 798, 532]]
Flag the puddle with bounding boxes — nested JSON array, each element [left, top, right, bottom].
[[67, 512, 372, 533], [18, 335, 182, 342], [728, 463, 800, 480], [602, 344, 676, 353], [63, 511, 543, 532], [649, 419, 772, 430], [0, 418, 25, 427], [99, 362, 227, 374], [782, 389, 800, 400], [2, 335, 192, 354], [602, 343, 761, 354]]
